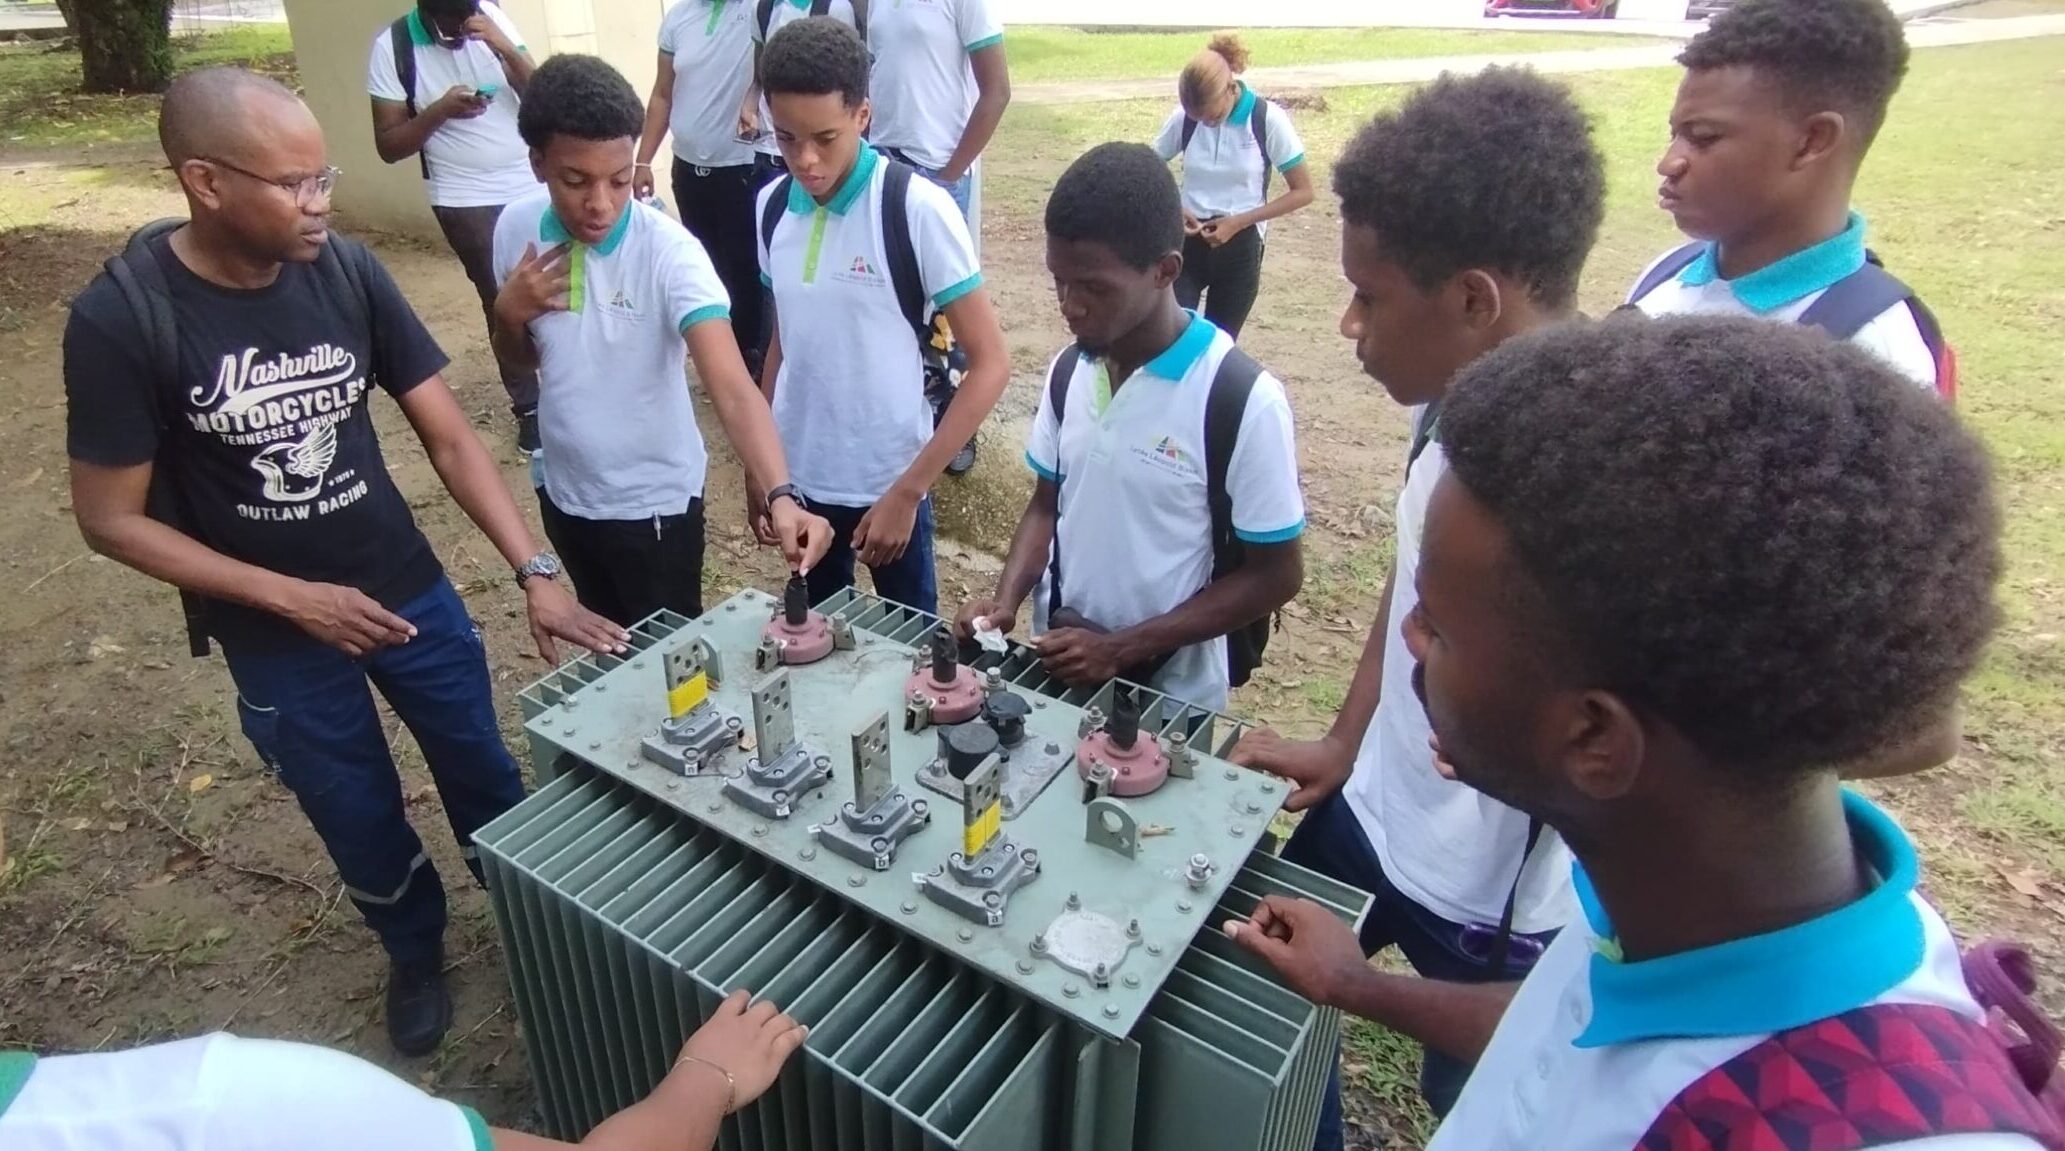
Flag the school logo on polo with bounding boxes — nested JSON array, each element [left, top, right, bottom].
[[1132, 435, 1199, 478], [833, 255, 886, 288], [602, 288, 640, 321]]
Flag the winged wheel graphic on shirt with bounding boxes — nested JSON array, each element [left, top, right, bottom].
[[250, 424, 339, 503]]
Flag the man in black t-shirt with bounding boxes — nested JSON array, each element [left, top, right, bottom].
[[63, 68, 628, 1058]]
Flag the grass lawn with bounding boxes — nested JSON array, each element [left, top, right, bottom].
[[1005, 25, 1651, 84], [991, 36, 2065, 1145], [0, 25, 294, 150]]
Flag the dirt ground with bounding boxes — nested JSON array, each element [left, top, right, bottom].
[[0, 136, 1412, 1129]]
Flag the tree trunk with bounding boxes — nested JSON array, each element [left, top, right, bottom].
[[72, 0, 175, 95], [55, 0, 79, 34]]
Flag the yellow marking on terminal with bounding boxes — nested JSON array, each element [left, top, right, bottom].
[[964, 800, 1002, 857], [668, 671, 710, 718]]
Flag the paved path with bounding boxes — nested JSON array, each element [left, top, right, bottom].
[[1017, 11, 2065, 104]]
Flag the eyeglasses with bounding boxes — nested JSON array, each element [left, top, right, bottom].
[[198, 157, 341, 207]]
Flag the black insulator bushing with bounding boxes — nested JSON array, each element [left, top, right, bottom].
[[982, 691, 1031, 747], [940, 721, 1001, 780], [783, 575, 809, 626]]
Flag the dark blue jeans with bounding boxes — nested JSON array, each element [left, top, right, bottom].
[[223, 577, 525, 967], [1280, 791, 1557, 1149], [803, 496, 938, 616]]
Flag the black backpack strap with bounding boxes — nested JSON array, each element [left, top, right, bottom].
[[1180, 115, 1199, 153], [760, 175, 791, 254], [879, 160, 929, 343], [811, 0, 832, 13], [1408, 397, 1442, 468], [1205, 346, 1263, 580], [104, 219, 211, 658], [756, 0, 777, 38], [851, 0, 868, 39], [389, 15, 428, 181], [1627, 241, 1706, 305], [1251, 94, 1272, 199], [1796, 260, 1919, 341], [1487, 817, 1545, 980], [1042, 345, 1082, 622]]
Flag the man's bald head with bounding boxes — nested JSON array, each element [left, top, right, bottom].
[[159, 67, 311, 167]]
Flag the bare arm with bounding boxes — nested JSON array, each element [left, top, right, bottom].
[[69, 457, 415, 655], [636, 51, 676, 196], [398, 378, 629, 660], [1232, 161, 1315, 231], [1226, 896, 1518, 1065], [468, 12, 536, 93], [687, 322, 791, 495], [760, 316, 783, 404], [938, 43, 1011, 184], [370, 97, 450, 166]]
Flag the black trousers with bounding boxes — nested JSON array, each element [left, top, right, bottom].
[[671, 158, 765, 373], [432, 204, 540, 412], [1176, 225, 1266, 339], [538, 489, 707, 626]]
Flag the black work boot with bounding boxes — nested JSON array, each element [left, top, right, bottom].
[[386, 951, 453, 1057]]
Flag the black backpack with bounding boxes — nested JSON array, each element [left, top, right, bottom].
[[759, 159, 928, 344], [1627, 241, 1957, 402], [758, 0, 867, 38], [387, 14, 431, 180], [1179, 93, 1274, 200], [1042, 343, 1277, 689], [100, 219, 378, 657]]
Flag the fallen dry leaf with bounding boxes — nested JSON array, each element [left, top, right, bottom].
[[87, 635, 125, 659], [187, 773, 215, 794], [1999, 866, 2045, 899]]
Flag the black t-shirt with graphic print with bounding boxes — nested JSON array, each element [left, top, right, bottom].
[[63, 234, 447, 654]]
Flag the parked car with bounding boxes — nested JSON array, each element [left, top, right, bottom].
[[1485, 0, 1622, 17]]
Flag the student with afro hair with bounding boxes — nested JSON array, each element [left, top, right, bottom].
[[1229, 66, 1604, 1141], [955, 141, 1305, 711], [1225, 314, 2028, 1150]]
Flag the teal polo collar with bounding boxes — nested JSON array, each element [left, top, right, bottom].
[[540, 204, 634, 257], [1136, 311, 1219, 382], [405, 9, 434, 46], [1573, 789, 1925, 1049], [1680, 211, 1869, 314], [788, 143, 879, 216], [0, 1052, 36, 1119], [1228, 83, 1259, 128]]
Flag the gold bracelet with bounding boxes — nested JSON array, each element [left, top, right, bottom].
[[673, 1053, 736, 1115]]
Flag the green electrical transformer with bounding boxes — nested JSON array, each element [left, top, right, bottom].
[[475, 586, 1373, 1150]]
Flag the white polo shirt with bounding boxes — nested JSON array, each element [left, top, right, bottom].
[[1429, 794, 2044, 1151], [658, 0, 757, 169], [1342, 424, 1575, 936], [1627, 212, 1939, 390], [366, 2, 539, 209], [1025, 316, 1304, 711], [865, 0, 1005, 172], [1151, 83, 1307, 233], [757, 144, 982, 506], [493, 192, 732, 521], [0, 1033, 490, 1151], [751, 0, 858, 160]]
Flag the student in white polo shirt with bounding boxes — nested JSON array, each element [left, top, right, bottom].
[[953, 142, 1304, 712], [1151, 34, 1314, 340], [741, 0, 858, 186], [755, 18, 1007, 615], [0, 990, 807, 1151], [632, 0, 767, 378], [1229, 71, 1603, 1145], [493, 55, 830, 626], [865, 0, 1009, 220], [368, 0, 543, 451], [1226, 315, 2051, 1150], [1629, 0, 1953, 398]]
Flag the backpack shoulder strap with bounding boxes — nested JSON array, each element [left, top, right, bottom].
[[760, 176, 791, 254], [1251, 95, 1272, 197], [1638, 1003, 2065, 1151], [389, 15, 428, 180], [1046, 345, 1080, 460], [757, 0, 777, 38], [102, 218, 212, 658], [1205, 345, 1264, 577], [1796, 259, 1956, 402], [879, 160, 928, 344], [811, 0, 832, 14], [851, 0, 868, 38], [1627, 241, 1706, 305], [1408, 397, 1443, 468], [1180, 115, 1200, 152]]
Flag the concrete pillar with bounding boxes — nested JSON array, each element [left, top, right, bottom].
[[279, 0, 669, 239]]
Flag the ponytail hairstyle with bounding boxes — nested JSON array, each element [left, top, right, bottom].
[[1178, 32, 1249, 118]]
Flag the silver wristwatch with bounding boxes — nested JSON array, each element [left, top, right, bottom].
[[515, 552, 563, 588]]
